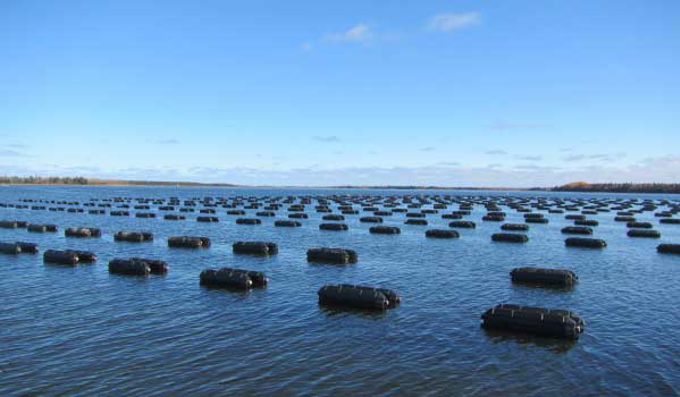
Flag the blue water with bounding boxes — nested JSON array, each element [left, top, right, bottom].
[[0, 186, 679, 396]]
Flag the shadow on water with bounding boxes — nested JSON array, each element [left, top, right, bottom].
[[43, 262, 92, 269], [482, 327, 578, 354], [198, 284, 259, 297], [509, 282, 576, 293], [107, 273, 169, 281], [318, 303, 389, 320], [307, 262, 355, 267]]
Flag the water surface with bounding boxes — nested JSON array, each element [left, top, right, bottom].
[[0, 186, 679, 396]]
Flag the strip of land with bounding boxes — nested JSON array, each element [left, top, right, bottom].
[[330, 185, 531, 191], [332, 183, 680, 193], [0, 177, 237, 187], [550, 182, 680, 194], [1, 177, 679, 194]]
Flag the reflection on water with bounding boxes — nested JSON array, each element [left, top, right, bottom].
[[319, 304, 390, 319], [482, 328, 578, 354], [509, 282, 576, 293]]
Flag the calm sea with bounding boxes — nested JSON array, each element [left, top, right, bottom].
[[0, 186, 678, 396]]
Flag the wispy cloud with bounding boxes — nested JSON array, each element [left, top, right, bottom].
[[485, 149, 508, 155], [515, 155, 543, 161], [157, 139, 179, 145], [304, 14, 477, 51], [0, 149, 29, 157], [428, 12, 480, 33], [420, 146, 435, 152], [3, 155, 679, 187], [311, 135, 341, 143], [513, 164, 562, 171], [327, 24, 373, 44], [488, 120, 552, 131], [303, 23, 396, 50], [635, 155, 680, 170], [563, 153, 625, 162]]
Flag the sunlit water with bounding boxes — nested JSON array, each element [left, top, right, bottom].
[[0, 186, 679, 396]]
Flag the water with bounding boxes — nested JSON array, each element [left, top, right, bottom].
[[0, 186, 679, 396]]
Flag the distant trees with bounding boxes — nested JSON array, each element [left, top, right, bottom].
[[553, 182, 680, 194], [0, 176, 238, 187], [0, 176, 89, 185]]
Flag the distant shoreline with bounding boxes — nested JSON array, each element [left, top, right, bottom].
[[550, 182, 680, 194], [0, 178, 238, 188], [328, 185, 537, 191], [1, 178, 679, 194], [0, 183, 240, 187], [0, 183, 534, 191]]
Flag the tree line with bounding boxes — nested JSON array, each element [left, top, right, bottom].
[[0, 176, 89, 185], [553, 182, 680, 194]]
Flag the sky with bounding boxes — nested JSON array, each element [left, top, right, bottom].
[[1, 0, 679, 186]]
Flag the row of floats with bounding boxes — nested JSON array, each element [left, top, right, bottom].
[[0, 209, 676, 226], [3, 227, 680, 341], [0, 220, 677, 249], [9, 193, 680, 212], [1, 238, 589, 339]]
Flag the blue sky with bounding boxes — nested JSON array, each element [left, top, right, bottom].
[[1, 0, 679, 186]]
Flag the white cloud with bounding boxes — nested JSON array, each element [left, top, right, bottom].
[[311, 135, 341, 143], [155, 138, 180, 145], [176, 156, 679, 186], [305, 13, 481, 50], [5, 155, 680, 187], [563, 153, 626, 162], [327, 24, 372, 44], [515, 155, 543, 161], [488, 120, 552, 131], [303, 24, 373, 50], [0, 149, 29, 157], [428, 12, 480, 33]]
